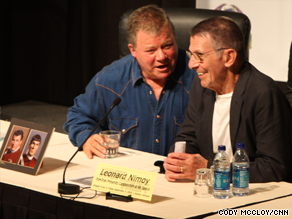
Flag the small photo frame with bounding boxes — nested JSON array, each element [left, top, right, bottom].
[[0, 118, 55, 175]]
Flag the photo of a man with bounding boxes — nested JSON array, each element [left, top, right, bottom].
[[19, 134, 42, 168], [0, 119, 53, 175], [2, 129, 24, 163]]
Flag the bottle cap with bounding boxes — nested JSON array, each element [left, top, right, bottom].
[[218, 145, 226, 151], [236, 142, 245, 149]]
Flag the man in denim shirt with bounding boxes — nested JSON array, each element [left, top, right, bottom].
[[64, 5, 197, 158]]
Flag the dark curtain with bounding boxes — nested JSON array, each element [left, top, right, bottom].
[[0, 0, 196, 106]]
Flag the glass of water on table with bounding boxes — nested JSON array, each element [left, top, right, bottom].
[[99, 130, 121, 158]]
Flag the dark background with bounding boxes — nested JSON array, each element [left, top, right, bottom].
[[0, 0, 197, 107]]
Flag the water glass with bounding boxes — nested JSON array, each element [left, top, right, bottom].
[[209, 165, 214, 194], [194, 168, 212, 198], [99, 130, 121, 158]]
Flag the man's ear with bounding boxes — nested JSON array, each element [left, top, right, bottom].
[[224, 49, 237, 68], [128, 44, 137, 58]]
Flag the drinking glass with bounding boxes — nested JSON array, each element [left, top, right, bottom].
[[194, 168, 212, 198], [99, 130, 121, 158]]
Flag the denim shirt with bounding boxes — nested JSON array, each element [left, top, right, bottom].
[[64, 49, 197, 156]]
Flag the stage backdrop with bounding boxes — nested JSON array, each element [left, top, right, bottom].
[[197, 0, 292, 82], [0, 1, 196, 106]]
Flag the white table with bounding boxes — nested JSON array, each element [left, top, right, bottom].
[[0, 120, 291, 219]]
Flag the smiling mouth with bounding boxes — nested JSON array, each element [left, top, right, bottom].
[[198, 72, 205, 76], [157, 64, 168, 69]]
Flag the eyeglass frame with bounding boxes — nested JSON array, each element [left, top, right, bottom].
[[186, 48, 229, 63]]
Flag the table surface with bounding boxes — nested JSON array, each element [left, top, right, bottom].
[[0, 120, 292, 219]]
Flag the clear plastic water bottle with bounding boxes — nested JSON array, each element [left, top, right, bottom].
[[232, 142, 249, 196], [213, 145, 231, 199]]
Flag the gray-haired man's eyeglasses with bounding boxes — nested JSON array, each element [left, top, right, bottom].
[[186, 48, 228, 63]]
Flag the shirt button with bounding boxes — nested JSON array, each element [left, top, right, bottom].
[[162, 91, 166, 94], [122, 129, 125, 133], [149, 91, 153, 94], [157, 115, 160, 118], [156, 139, 159, 143]]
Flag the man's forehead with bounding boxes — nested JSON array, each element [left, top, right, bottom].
[[137, 25, 173, 37], [13, 135, 22, 139], [190, 35, 212, 50], [32, 140, 41, 145], [191, 34, 211, 43], [136, 29, 175, 49]]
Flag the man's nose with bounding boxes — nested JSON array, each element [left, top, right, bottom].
[[157, 49, 167, 60], [188, 58, 200, 69]]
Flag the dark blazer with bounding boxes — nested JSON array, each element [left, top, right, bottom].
[[172, 62, 292, 183], [286, 42, 292, 107]]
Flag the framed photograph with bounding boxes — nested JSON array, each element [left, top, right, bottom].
[[0, 118, 55, 175]]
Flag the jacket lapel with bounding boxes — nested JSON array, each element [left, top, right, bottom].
[[202, 88, 216, 158], [230, 62, 251, 150]]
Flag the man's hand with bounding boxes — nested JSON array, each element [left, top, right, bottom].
[[82, 134, 106, 159], [163, 152, 208, 182]]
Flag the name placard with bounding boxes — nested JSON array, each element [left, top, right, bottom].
[[91, 163, 157, 201]]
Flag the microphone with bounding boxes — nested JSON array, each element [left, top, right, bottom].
[[58, 97, 121, 194]]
